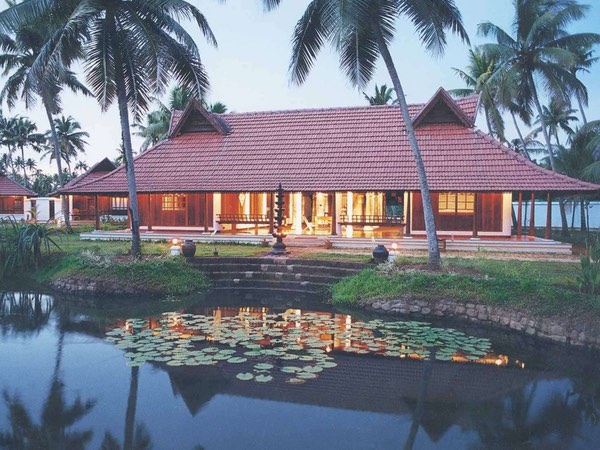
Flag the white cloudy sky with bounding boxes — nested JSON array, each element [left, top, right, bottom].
[[3, 0, 600, 170]]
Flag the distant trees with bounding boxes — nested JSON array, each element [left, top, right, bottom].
[[363, 84, 396, 106]]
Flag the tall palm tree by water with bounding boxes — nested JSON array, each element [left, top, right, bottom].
[[0, 0, 217, 257], [0, 4, 89, 230], [266, 0, 469, 268]]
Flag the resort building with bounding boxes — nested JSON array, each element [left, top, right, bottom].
[[0, 175, 36, 221], [59, 88, 599, 241]]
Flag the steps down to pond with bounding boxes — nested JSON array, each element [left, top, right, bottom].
[[188, 257, 366, 295]]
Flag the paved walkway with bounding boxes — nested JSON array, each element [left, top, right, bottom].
[[285, 245, 580, 263]]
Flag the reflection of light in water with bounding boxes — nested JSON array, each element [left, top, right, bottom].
[[110, 307, 522, 369]]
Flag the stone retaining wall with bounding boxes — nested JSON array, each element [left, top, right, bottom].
[[368, 297, 600, 349], [51, 276, 149, 296]]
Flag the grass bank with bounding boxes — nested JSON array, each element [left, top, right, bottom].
[[11, 227, 268, 297], [331, 257, 600, 319]]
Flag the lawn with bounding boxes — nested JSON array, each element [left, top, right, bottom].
[[330, 255, 599, 320]]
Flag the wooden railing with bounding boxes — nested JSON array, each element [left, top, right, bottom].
[[217, 214, 271, 224], [338, 215, 404, 226]]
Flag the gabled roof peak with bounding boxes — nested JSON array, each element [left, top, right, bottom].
[[169, 99, 230, 137], [412, 87, 476, 128]]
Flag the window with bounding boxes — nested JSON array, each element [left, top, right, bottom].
[[438, 192, 474, 214], [111, 197, 128, 211], [162, 194, 187, 211]]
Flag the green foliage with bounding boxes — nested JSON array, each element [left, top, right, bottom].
[[0, 218, 61, 278], [36, 249, 210, 297], [331, 257, 600, 318], [579, 234, 600, 295]]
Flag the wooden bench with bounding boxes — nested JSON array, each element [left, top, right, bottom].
[[338, 215, 404, 226], [338, 215, 405, 237], [216, 214, 273, 235]]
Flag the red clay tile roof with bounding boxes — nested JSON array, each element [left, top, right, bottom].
[[61, 89, 599, 194], [61, 158, 117, 191], [0, 175, 37, 196]]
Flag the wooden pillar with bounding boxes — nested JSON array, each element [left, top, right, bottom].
[[147, 194, 153, 231], [405, 192, 411, 236], [529, 192, 536, 238], [517, 192, 523, 237], [204, 193, 209, 232], [268, 192, 274, 234], [94, 195, 100, 231], [545, 192, 552, 239], [331, 192, 337, 235], [253, 192, 259, 235], [471, 192, 479, 238]]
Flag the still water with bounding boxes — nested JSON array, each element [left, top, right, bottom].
[[1, 290, 600, 450]]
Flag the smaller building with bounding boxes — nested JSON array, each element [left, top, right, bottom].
[[0, 175, 37, 221], [61, 158, 128, 225]]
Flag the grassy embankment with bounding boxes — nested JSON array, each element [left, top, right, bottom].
[[21, 227, 267, 296], [331, 255, 600, 320]]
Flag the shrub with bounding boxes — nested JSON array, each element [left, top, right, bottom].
[[0, 218, 61, 278], [579, 233, 600, 295]]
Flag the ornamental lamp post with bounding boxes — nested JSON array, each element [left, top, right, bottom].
[[271, 183, 288, 256]]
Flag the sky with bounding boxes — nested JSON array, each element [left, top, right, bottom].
[[3, 0, 600, 171]]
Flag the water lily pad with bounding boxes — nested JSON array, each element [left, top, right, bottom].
[[236, 373, 254, 381], [255, 374, 273, 383], [254, 363, 274, 371], [227, 357, 247, 364]]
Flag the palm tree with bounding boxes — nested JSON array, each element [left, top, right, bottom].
[[1, 0, 218, 258], [266, 0, 469, 268], [0, 5, 90, 231], [570, 44, 597, 125], [556, 125, 598, 231], [363, 84, 395, 106], [449, 47, 505, 139], [207, 101, 228, 114], [533, 98, 578, 236], [2, 116, 44, 186], [135, 86, 195, 151], [42, 115, 88, 174], [533, 98, 578, 147], [479, 0, 600, 173]]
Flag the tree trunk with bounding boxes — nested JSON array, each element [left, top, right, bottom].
[[552, 130, 570, 238], [19, 145, 27, 186], [558, 198, 569, 237], [112, 24, 142, 258], [528, 73, 557, 172], [374, 23, 440, 269], [484, 108, 494, 137], [44, 102, 72, 233], [575, 91, 588, 125], [580, 198, 587, 232], [511, 112, 531, 160]]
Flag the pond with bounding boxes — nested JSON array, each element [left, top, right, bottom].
[[1, 289, 600, 450]]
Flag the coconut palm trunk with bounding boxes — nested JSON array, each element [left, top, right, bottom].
[[44, 101, 73, 233], [552, 129, 570, 237], [510, 112, 531, 160], [19, 144, 27, 185], [528, 74, 557, 172], [110, 17, 141, 258], [575, 92, 588, 125], [374, 23, 440, 268]]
